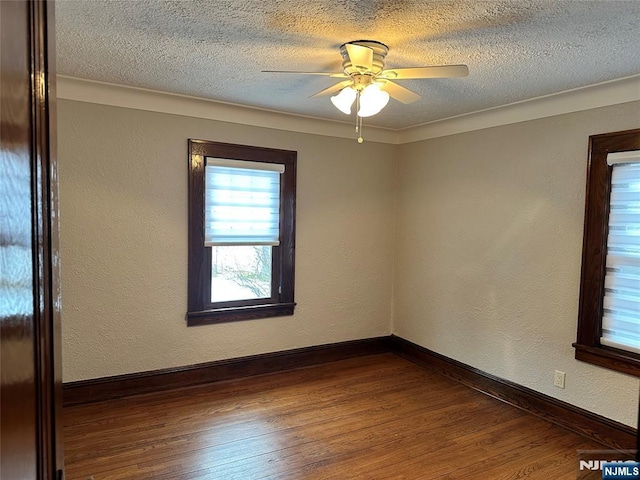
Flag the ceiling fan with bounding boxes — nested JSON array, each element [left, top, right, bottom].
[[263, 40, 468, 141]]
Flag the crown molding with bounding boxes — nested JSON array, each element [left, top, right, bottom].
[[57, 75, 640, 145], [397, 75, 640, 144], [55, 76, 400, 144]]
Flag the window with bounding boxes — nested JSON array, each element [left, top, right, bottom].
[[574, 129, 640, 377], [187, 140, 296, 326]]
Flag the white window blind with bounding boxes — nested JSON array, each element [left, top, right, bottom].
[[601, 150, 640, 354], [204, 157, 284, 246]]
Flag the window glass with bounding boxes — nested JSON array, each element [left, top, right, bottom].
[[211, 245, 272, 302], [600, 162, 640, 354]]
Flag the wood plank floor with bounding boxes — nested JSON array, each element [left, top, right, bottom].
[[63, 353, 606, 479]]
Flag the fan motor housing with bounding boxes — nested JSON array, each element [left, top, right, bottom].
[[339, 40, 389, 76]]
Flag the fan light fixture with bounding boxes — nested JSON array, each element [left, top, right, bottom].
[[330, 86, 357, 114], [330, 81, 391, 142], [330, 83, 390, 117], [356, 83, 390, 117]]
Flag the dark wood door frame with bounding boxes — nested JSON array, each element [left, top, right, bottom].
[[1, 0, 62, 478]]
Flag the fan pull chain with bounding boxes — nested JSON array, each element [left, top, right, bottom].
[[355, 91, 364, 143], [355, 92, 360, 133]]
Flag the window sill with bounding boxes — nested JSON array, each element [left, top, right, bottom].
[[187, 302, 295, 326], [573, 343, 640, 378]]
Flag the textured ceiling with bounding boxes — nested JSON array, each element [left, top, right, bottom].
[[55, 0, 640, 129]]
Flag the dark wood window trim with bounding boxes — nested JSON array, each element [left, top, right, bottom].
[[187, 139, 296, 326], [574, 128, 640, 377]]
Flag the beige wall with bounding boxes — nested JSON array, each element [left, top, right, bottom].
[[394, 101, 640, 427], [59, 97, 639, 427], [58, 100, 396, 382]]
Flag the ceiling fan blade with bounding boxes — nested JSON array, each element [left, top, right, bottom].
[[262, 70, 349, 78], [345, 43, 373, 71], [380, 65, 469, 80], [379, 81, 421, 104], [310, 80, 352, 98]]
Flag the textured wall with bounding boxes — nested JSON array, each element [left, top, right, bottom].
[[59, 97, 640, 428], [394, 101, 640, 427], [58, 100, 396, 382]]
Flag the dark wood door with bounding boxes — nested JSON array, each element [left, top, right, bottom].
[[1, 1, 63, 479]]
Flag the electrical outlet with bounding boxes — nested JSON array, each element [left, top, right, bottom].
[[554, 370, 566, 389]]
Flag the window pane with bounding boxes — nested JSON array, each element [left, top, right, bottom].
[[601, 162, 640, 354], [211, 246, 272, 302]]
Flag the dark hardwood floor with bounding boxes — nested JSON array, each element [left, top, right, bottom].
[[63, 353, 606, 479]]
